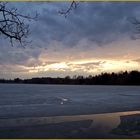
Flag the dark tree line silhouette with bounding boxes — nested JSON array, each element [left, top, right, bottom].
[[0, 70, 140, 85]]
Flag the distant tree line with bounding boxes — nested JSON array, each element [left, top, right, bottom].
[[0, 70, 140, 85]]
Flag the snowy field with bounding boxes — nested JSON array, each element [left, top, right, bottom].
[[0, 84, 140, 118]]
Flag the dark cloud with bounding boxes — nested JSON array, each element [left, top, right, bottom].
[[3, 2, 140, 48], [19, 2, 140, 48]]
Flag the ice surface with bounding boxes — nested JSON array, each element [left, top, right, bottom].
[[0, 84, 140, 118]]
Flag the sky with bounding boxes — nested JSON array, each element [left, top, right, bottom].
[[1, 2, 140, 79]]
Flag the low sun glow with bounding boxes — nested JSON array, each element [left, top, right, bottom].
[[28, 59, 140, 76]]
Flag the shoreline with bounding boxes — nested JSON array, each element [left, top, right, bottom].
[[0, 83, 140, 86], [0, 110, 140, 138]]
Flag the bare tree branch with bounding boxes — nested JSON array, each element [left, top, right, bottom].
[[0, 2, 37, 47], [58, 1, 78, 17]]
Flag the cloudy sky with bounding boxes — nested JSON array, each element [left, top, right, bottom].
[[1, 2, 140, 79]]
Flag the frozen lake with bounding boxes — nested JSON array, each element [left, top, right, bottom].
[[0, 84, 140, 118]]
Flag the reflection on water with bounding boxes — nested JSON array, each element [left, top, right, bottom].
[[0, 111, 140, 138]]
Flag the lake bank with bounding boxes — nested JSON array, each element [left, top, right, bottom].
[[0, 111, 140, 138]]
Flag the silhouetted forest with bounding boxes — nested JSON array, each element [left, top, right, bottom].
[[0, 70, 140, 85]]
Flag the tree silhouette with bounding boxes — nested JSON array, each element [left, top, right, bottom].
[[0, 2, 37, 46], [58, 1, 78, 17]]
